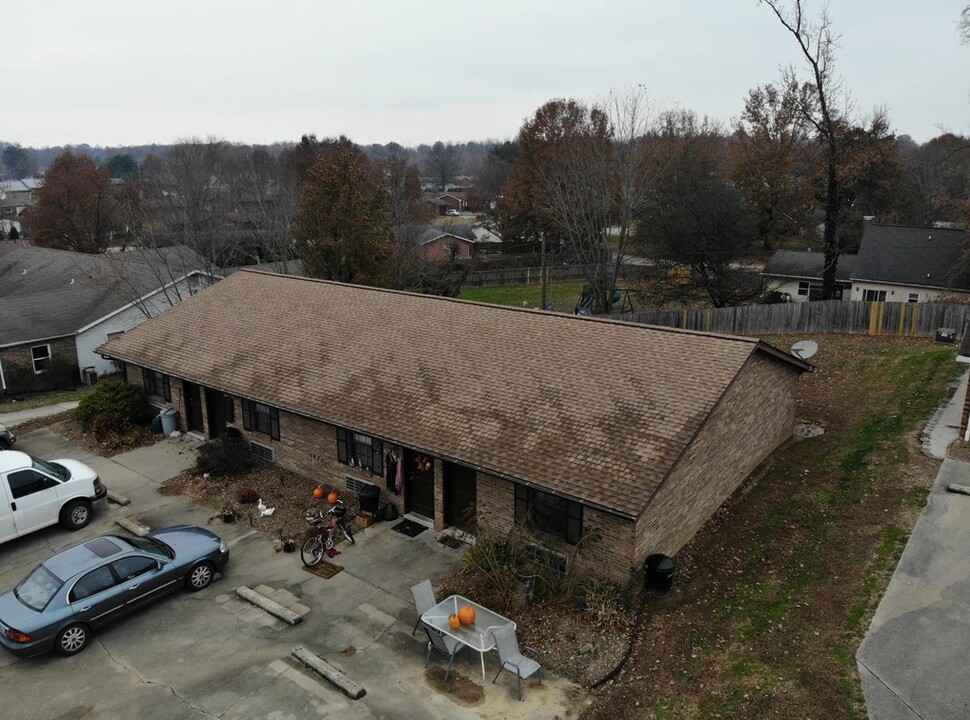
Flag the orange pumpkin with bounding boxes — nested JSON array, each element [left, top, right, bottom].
[[448, 614, 461, 630], [312, 487, 325, 499], [327, 491, 340, 505], [457, 605, 476, 626]]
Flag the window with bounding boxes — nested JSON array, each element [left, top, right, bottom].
[[111, 556, 158, 581], [16, 566, 63, 611], [69, 565, 118, 602], [31, 344, 51, 373], [908, 293, 919, 303], [862, 289, 888, 302], [7, 469, 58, 499], [241, 400, 280, 440], [142, 368, 171, 401], [336, 428, 383, 475], [514, 485, 583, 545], [796, 281, 810, 296]]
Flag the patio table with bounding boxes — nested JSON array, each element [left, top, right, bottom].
[[421, 594, 515, 681]]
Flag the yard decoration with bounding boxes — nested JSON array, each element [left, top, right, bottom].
[[327, 491, 340, 505], [458, 605, 476, 625], [449, 614, 461, 630], [313, 486, 325, 499]]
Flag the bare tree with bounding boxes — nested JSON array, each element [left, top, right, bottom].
[[960, 4, 970, 44], [425, 141, 462, 192], [762, 0, 847, 299]]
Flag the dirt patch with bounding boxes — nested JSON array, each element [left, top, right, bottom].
[[424, 666, 486, 706], [16, 413, 158, 456]]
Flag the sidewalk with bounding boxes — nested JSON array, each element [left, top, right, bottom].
[[0, 401, 80, 428], [857, 369, 970, 720]]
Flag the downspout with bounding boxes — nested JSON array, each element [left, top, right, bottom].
[[0, 357, 6, 392]]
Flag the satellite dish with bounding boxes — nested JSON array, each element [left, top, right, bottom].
[[791, 340, 819, 361]]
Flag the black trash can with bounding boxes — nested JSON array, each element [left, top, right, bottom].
[[645, 554, 676, 596], [357, 483, 380, 515]]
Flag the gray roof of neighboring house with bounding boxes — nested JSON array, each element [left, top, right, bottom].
[[852, 224, 968, 291], [0, 178, 42, 193], [0, 245, 209, 346], [415, 224, 477, 245], [762, 250, 857, 281]]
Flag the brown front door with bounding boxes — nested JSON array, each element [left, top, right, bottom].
[[183, 382, 204, 433], [204, 388, 226, 438], [404, 450, 435, 519], [443, 462, 476, 531]]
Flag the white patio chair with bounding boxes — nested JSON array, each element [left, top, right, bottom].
[[410, 579, 436, 635], [423, 624, 465, 681], [490, 623, 542, 700]]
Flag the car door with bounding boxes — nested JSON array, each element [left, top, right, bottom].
[[111, 555, 180, 613], [5, 469, 61, 536], [0, 481, 16, 543], [68, 564, 126, 628]]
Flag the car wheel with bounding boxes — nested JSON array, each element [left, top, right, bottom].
[[0, 438, 10, 450], [186, 561, 215, 591], [60, 500, 91, 530], [55, 623, 90, 655]]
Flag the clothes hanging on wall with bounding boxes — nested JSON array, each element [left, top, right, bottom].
[[395, 456, 404, 493], [385, 454, 398, 494]]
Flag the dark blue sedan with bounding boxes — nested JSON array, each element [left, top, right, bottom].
[[0, 526, 229, 657]]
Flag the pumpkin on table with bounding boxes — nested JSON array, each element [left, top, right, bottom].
[[458, 605, 476, 626], [448, 614, 461, 630]]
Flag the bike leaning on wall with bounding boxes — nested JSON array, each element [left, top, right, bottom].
[[301, 500, 356, 566]]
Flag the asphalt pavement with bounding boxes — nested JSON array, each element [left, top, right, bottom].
[[857, 368, 970, 720]]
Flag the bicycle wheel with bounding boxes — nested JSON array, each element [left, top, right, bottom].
[[340, 521, 355, 545], [301, 536, 325, 566]]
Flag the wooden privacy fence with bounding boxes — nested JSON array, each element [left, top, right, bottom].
[[618, 300, 970, 338]]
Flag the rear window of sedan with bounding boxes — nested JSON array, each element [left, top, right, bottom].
[[15, 566, 64, 611]]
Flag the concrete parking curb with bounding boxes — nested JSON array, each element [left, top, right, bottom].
[[291, 645, 366, 700], [107, 491, 131, 506], [115, 516, 150, 537], [236, 586, 303, 626]]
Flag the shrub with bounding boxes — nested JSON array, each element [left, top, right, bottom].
[[196, 435, 255, 477], [582, 579, 629, 628], [76, 379, 150, 433]]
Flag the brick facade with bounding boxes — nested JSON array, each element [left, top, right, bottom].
[[633, 354, 800, 563], [0, 336, 78, 396]]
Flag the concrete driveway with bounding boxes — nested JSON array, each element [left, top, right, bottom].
[[0, 430, 585, 719]]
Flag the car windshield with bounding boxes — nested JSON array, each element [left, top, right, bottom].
[[31, 456, 69, 481], [15, 565, 64, 611], [126, 536, 174, 559]]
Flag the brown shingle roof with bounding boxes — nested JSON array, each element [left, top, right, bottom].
[[100, 271, 806, 518]]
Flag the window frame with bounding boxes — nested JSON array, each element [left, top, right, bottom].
[[336, 428, 383, 476], [31, 344, 51, 374], [862, 289, 888, 302], [69, 564, 119, 603], [6, 469, 59, 499], [908, 293, 919, 303], [241, 399, 280, 441], [142, 368, 171, 402], [796, 281, 810, 296], [514, 484, 583, 545]]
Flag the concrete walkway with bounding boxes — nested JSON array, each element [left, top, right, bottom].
[[857, 369, 970, 720], [0, 400, 80, 428]]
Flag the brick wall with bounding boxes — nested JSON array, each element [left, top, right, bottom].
[[633, 354, 801, 563], [1, 336, 78, 395], [477, 472, 636, 584]]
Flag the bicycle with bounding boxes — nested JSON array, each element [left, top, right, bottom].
[[301, 500, 356, 566]]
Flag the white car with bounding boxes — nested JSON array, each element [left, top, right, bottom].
[[0, 451, 108, 544], [444, 209, 460, 216]]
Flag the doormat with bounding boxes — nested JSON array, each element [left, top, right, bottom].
[[302, 562, 344, 579], [392, 519, 427, 537]]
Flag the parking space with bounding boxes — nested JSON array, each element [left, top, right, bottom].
[[0, 430, 586, 719]]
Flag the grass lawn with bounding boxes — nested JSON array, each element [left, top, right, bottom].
[[0, 386, 93, 412], [582, 334, 959, 720], [459, 280, 586, 312]]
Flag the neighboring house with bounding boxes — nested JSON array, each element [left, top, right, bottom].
[[0, 246, 214, 396], [424, 198, 450, 216], [0, 178, 41, 237], [99, 271, 813, 583], [438, 192, 468, 212], [415, 225, 478, 261], [762, 224, 969, 303], [956, 328, 970, 441], [761, 250, 856, 300]]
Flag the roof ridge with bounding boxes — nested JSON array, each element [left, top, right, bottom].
[[236, 269, 762, 344]]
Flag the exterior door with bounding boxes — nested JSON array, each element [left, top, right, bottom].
[[404, 450, 435, 519], [443, 462, 476, 531], [204, 388, 227, 438], [183, 382, 204, 433], [4, 469, 61, 535]]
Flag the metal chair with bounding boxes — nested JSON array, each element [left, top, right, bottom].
[[423, 624, 465, 681], [490, 623, 542, 700], [410, 579, 436, 635]]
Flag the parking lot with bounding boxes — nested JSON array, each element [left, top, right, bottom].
[[0, 429, 585, 719]]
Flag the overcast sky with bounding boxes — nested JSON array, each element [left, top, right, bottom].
[[2, 0, 967, 148]]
